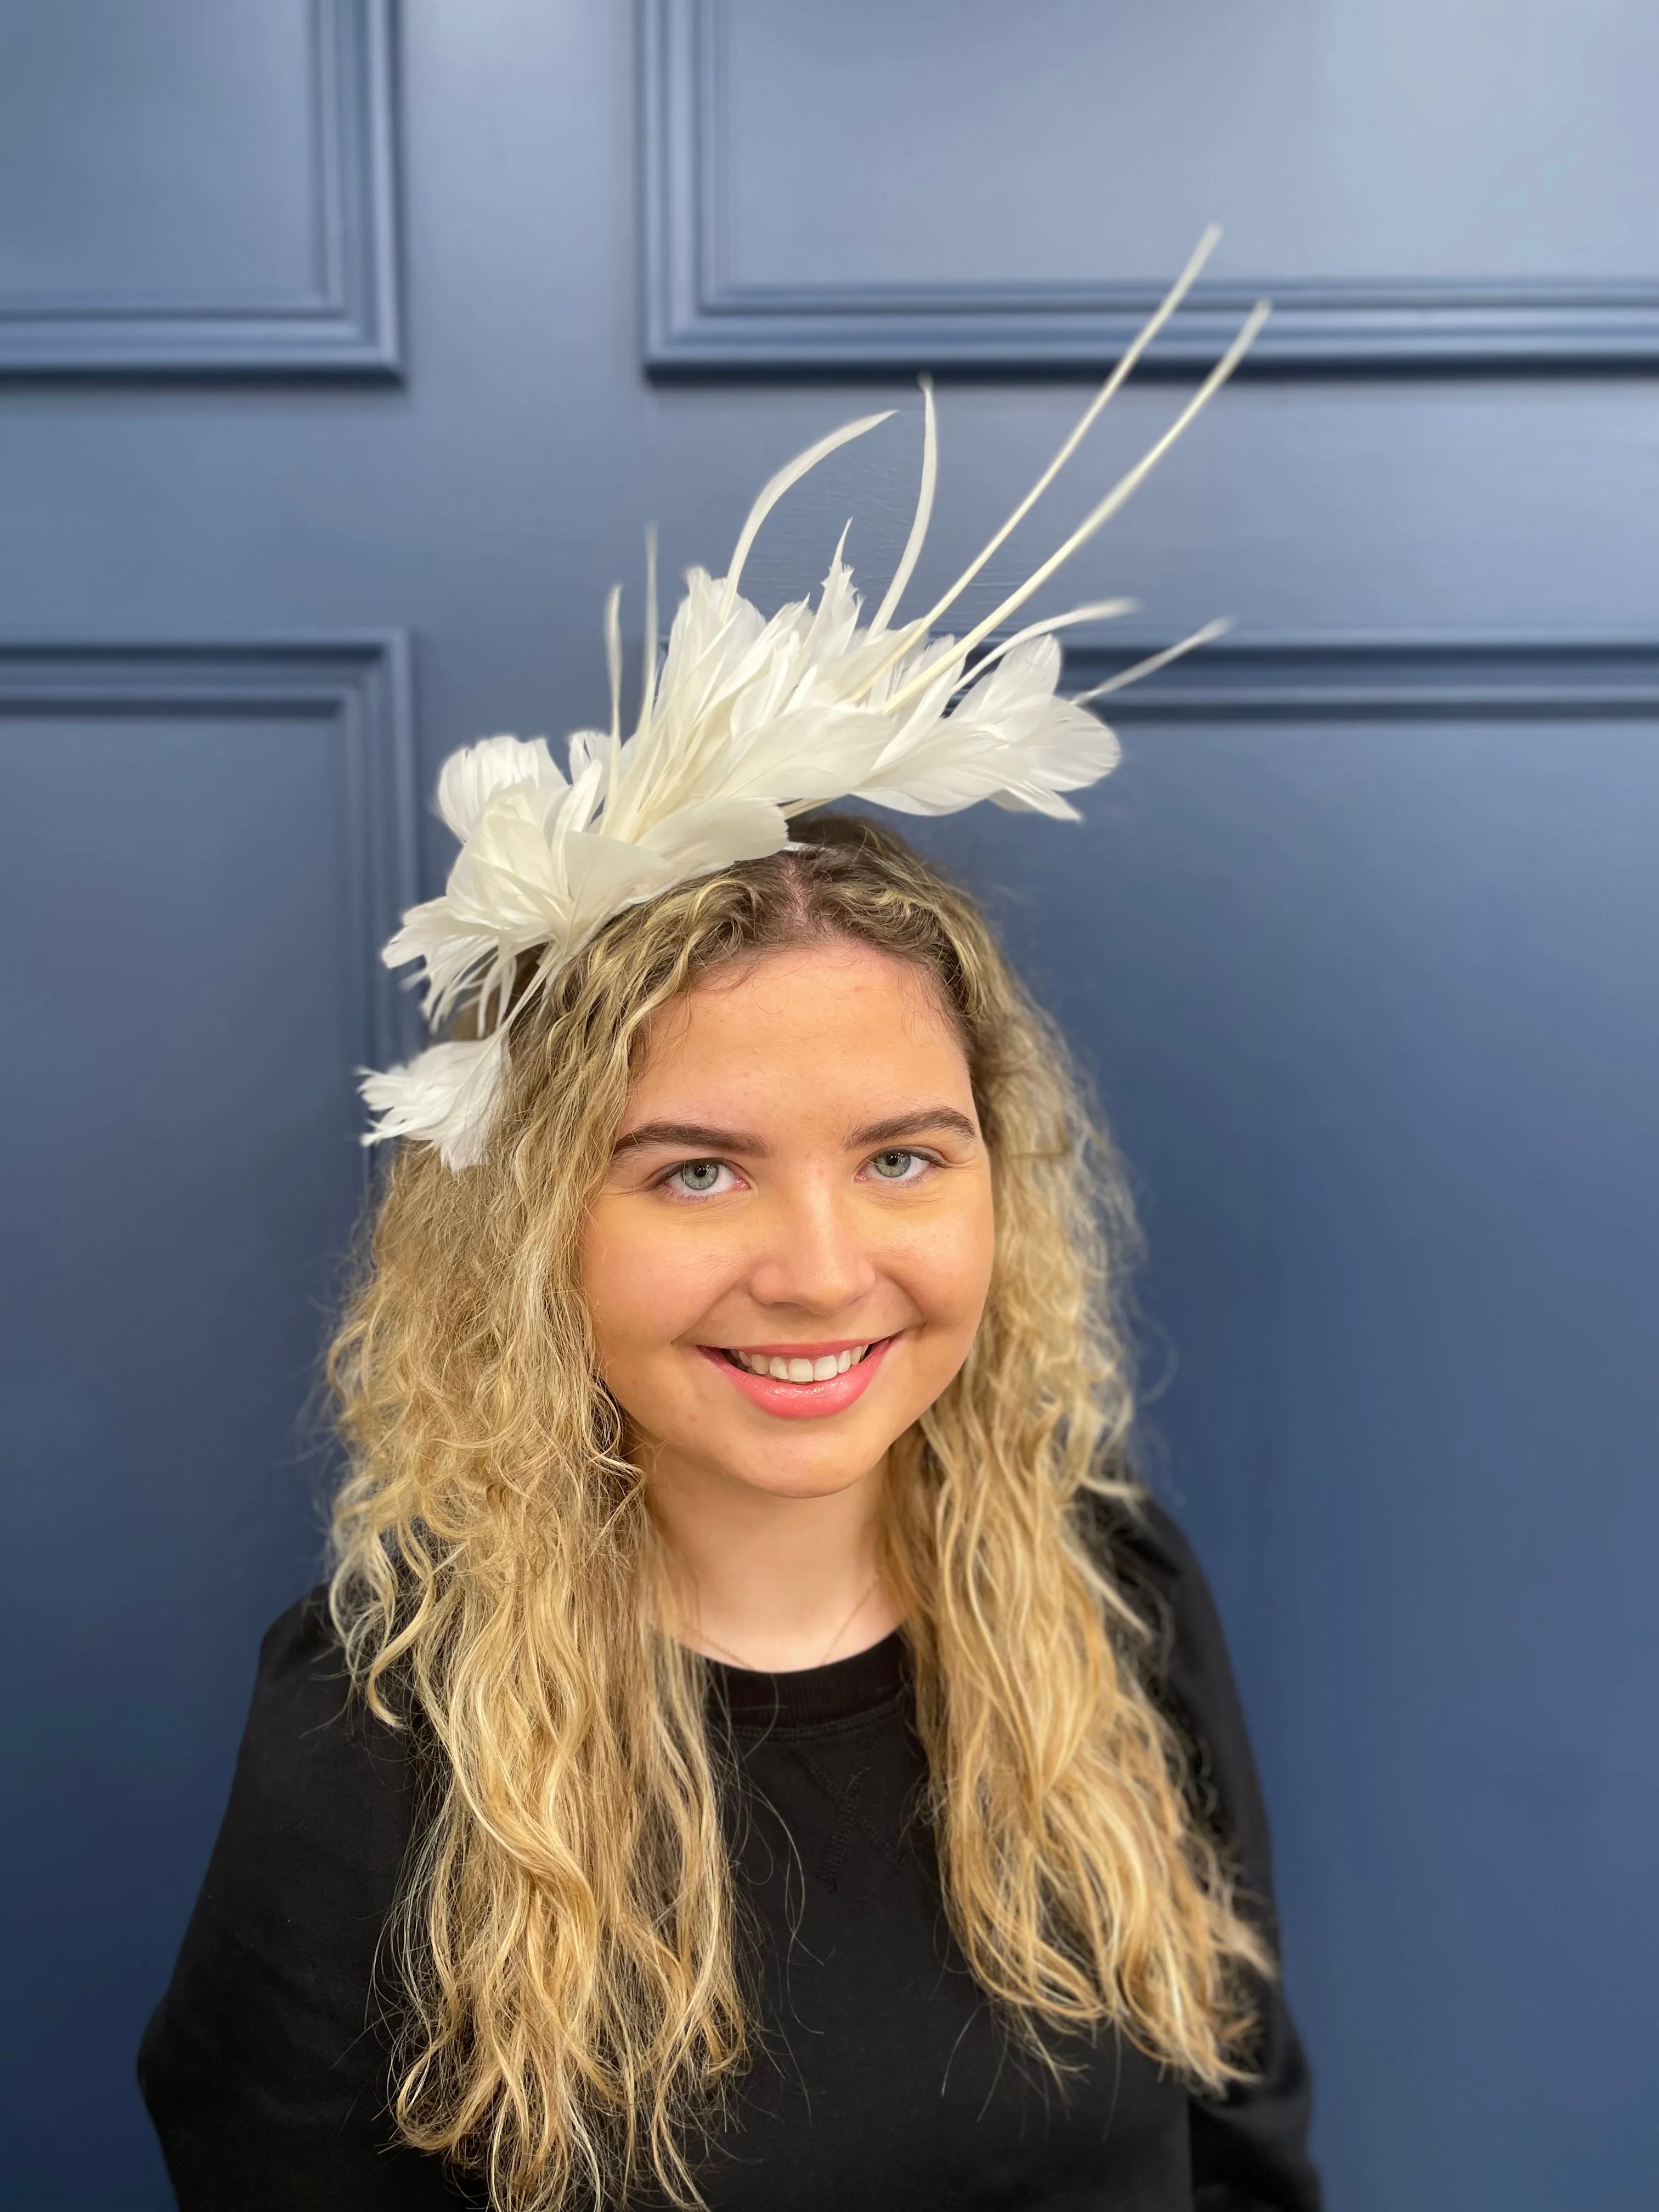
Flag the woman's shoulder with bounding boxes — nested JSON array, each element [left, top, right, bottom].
[[258, 1579, 341, 1677], [247, 1582, 404, 1730], [1080, 1485, 1271, 1869], [1084, 1487, 1322, 2204], [158, 1584, 426, 1988], [232, 1584, 422, 1832], [140, 1588, 441, 2205], [1082, 1484, 1228, 1664]]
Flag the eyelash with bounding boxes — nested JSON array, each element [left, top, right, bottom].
[[657, 1149, 941, 1200]]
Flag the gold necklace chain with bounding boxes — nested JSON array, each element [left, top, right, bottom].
[[697, 1572, 883, 1674]]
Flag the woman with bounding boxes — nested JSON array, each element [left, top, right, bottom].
[[141, 262, 1318, 2210]]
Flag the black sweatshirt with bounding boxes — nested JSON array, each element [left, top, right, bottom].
[[139, 1499, 1321, 2210]]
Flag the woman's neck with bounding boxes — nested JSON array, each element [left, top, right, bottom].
[[642, 1443, 905, 1673]]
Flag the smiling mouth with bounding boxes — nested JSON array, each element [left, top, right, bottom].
[[696, 1333, 896, 1417], [718, 1342, 878, 1383]]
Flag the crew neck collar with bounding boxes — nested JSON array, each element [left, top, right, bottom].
[[703, 1626, 908, 1729]]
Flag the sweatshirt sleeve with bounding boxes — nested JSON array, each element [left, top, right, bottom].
[[1098, 1495, 1323, 2212], [137, 1589, 476, 2211]]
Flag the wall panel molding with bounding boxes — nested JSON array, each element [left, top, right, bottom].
[[1058, 634, 1659, 720], [641, 0, 1659, 375], [0, 0, 401, 379], [0, 636, 419, 1063]]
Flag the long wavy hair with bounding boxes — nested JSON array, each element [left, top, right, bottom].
[[326, 812, 1273, 2210]]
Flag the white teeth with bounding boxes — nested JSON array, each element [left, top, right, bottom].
[[730, 1343, 873, 1380]]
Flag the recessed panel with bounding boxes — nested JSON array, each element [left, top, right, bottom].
[[720, 0, 1659, 290], [0, 0, 317, 302], [0, 0, 400, 375], [907, 685, 1659, 2210], [647, 0, 1659, 364], [0, 652, 407, 2197]]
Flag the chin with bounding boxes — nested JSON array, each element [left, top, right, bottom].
[[712, 1427, 895, 1502]]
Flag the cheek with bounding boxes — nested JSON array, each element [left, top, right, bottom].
[[580, 1201, 719, 1364], [894, 1184, 996, 1334]]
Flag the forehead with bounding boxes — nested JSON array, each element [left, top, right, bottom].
[[625, 943, 969, 1116]]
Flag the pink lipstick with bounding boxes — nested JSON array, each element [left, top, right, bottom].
[[697, 1335, 895, 1420]]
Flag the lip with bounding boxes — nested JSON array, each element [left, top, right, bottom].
[[721, 1337, 873, 1360], [696, 1334, 896, 1420]]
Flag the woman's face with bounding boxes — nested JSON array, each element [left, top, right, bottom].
[[582, 940, 995, 1503]]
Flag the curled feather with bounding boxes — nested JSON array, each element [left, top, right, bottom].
[[359, 1031, 508, 1170], [435, 733, 565, 842]]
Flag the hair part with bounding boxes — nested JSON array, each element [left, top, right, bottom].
[[326, 813, 1273, 2210]]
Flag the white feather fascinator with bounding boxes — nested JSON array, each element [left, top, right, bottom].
[[362, 233, 1267, 1170]]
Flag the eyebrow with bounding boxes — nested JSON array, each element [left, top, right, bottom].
[[612, 1120, 770, 1158], [610, 1105, 979, 1158], [848, 1107, 979, 1148]]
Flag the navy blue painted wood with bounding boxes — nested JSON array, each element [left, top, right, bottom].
[[0, 642, 414, 2203], [2, 3, 1656, 2207], [912, 659, 1659, 2206], [0, 0, 400, 375], [644, 0, 1659, 370]]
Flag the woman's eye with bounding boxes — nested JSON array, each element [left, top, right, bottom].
[[866, 1148, 928, 1183], [667, 1158, 732, 1198]]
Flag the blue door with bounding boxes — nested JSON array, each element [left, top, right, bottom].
[[3, 4, 1655, 2204]]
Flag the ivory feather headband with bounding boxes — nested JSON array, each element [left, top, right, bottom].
[[361, 229, 1267, 1170]]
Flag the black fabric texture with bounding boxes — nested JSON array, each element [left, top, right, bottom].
[[139, 1498, 1321, 2210]]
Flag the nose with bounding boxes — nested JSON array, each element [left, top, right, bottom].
[[746, 1178, 879, 1316]]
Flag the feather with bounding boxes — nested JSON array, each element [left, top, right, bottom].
[[603, 583, 623, 746], [1068, 616, 1233, 703], [851, 223, 1223, 704], [638, 525, 660, 743], [360, 232, 1263, 1169], [855, 639, 1119, 818], [882, 299, 1271, 718], [636, 798, 792, 876], [961, 599, 1137, 688], [435, 734, 565, 842], [359, 1031, 507, 1170], [720, 410, 895, 616], [869, 375, 936, 636]]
